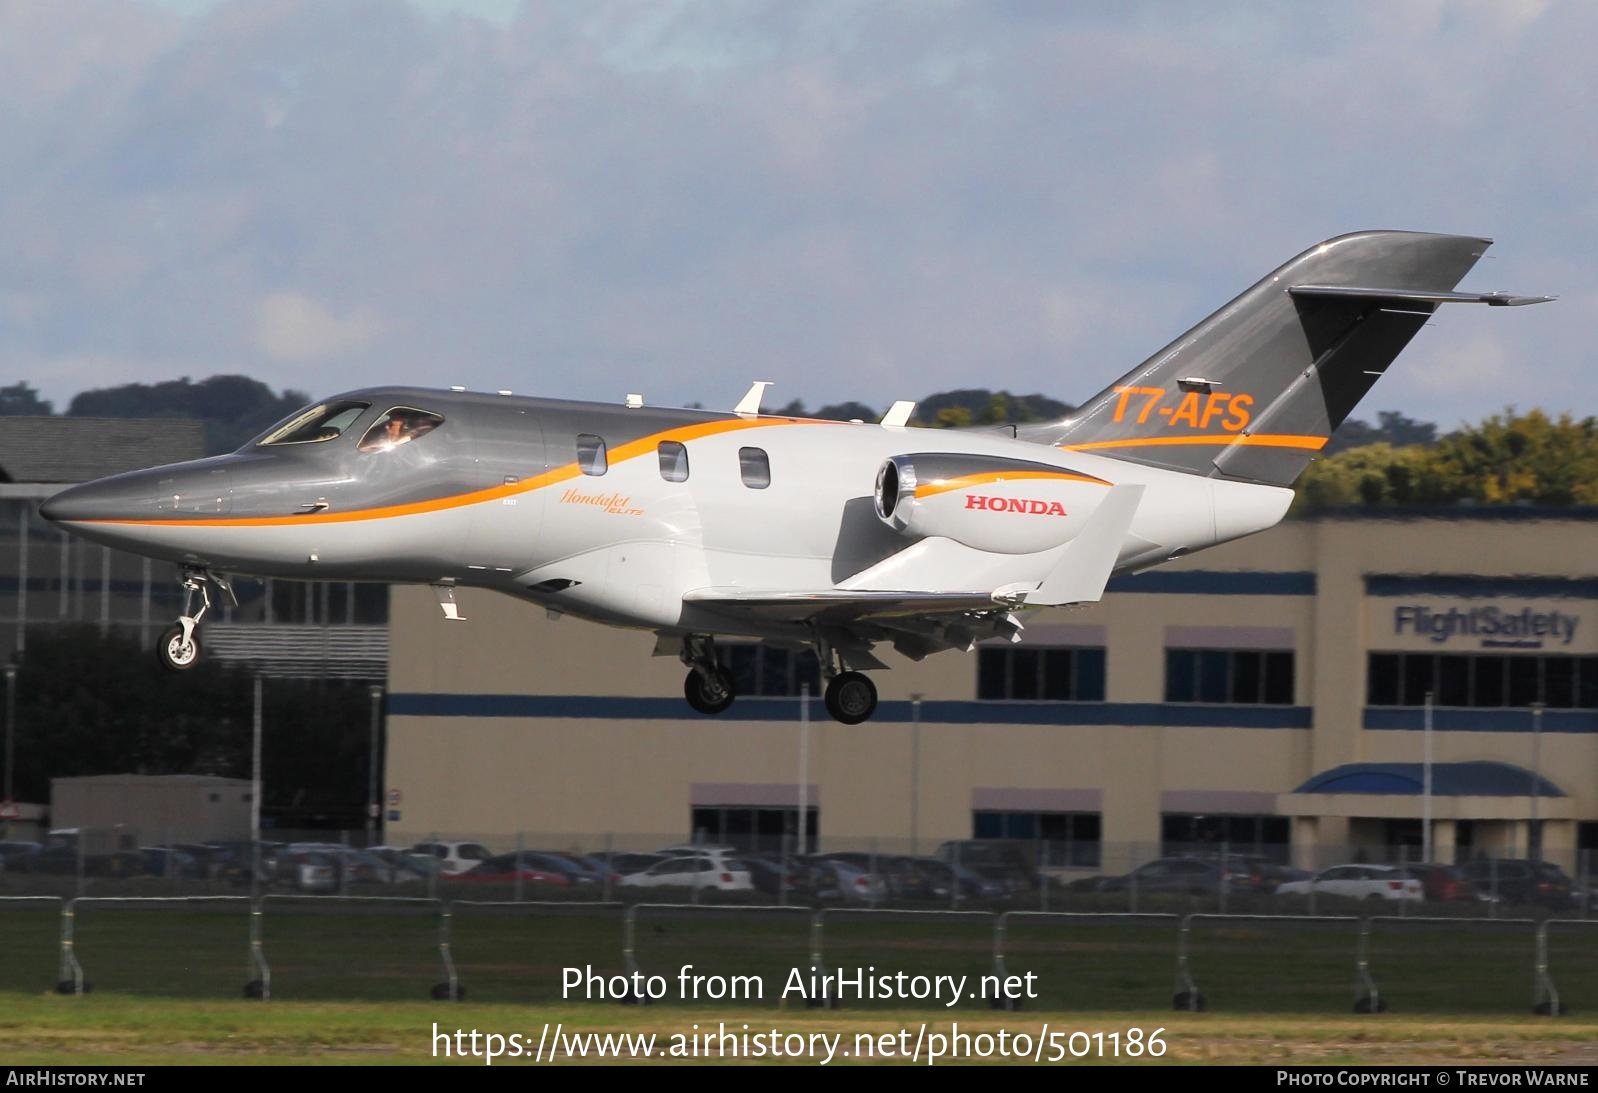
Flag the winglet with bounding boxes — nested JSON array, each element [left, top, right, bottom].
[[880, 400, 917, 427], [1027, 484, 1144, 606], [734, 381, 773, 415]]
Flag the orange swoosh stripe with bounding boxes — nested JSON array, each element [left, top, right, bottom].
[[914, 469, 1109, 499], [84, 416, 814, 528], [1061, 433, 1327, 452]]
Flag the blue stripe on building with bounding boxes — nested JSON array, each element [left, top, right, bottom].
[[1365, 575, 1598, 599], [1105, 571, 1316, 596], [389, 693, 1312, 728], [1363, 707, 1598, 733]]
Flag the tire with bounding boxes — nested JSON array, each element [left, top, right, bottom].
[[684, 668, 736, 715], [824, 671, 878, 724], [158, 626, 202, 671]]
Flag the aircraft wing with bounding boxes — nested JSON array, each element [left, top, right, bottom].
[[681, 587, 1007, 623]]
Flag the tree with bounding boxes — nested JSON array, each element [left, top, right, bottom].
[[1295, 409, 1598, 511], [67, 375, 312, 454], [0, 382, 52, 416], [1325, 410, 1438, 454]]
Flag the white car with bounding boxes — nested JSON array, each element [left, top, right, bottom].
[[619, 855, 754, 891], [1275, 864, 1423, 902], [411, 840, 493, 876]]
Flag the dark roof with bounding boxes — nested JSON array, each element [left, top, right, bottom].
[[0, 418, 206, 484], [1292, 761, 1564, 798]]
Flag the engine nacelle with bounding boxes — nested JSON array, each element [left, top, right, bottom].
[[874, 452, 1109, 555]]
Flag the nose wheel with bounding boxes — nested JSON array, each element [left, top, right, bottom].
[[158, 623, 203, 671], [824, 671, 878, 725], [157, 568, 234, 672]]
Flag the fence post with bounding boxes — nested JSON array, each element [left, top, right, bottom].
[[1040, 841, 1050, 914], [514, 831, 524, 904], [434, 902, 461, 1001], [1219, 840, 1229, 916], [602, 832, 614, 904], [58, 899, 83, 996], [246, 899, 270, 1000]]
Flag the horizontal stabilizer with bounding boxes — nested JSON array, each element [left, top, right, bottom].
[[1290, 284, 1555, 307], [1027, 483, 1144, 606]]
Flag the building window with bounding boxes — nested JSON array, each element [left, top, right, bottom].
[[1161, 813, 1290, 862], [1165, 648, 1293, 704], [1367, 652, 1598, 708], [576, 434, 607, 476], [658, 441, 689, 483], [738, 447, 771, 489], [725, 644, 822, 697], [977, 646, 1106, 701], [972, 811, 1101, 868], [691, 805, 817, 855]]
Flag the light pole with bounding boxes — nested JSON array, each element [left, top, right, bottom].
[[909, 693, 923, 855], [797, 684, 810, 857], [3, 661, 15, 806], [367, 684, 384, 847], [1530, 701, 1544, 861], [1422, 690, 1433, 865]]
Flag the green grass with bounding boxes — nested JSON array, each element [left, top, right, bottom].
[[0, 996, 1595, 1065]]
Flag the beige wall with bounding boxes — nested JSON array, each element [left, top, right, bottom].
[[383, 515, 1598, 858]]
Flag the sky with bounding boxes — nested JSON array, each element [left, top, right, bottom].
[[0, 0, 1591, 429]]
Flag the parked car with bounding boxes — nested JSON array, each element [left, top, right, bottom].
[[139, 846, 205, 880], [1096, 857, 1254, 896], [411, 841, 493, 876], [274, 849, 339, 893], [592, 851, 669, 876], [1273, 864, 1423, 902], [1459, 859, 1576, 909], [517, 851, 607, 888], [908, 858, 1008, 900], [0, 840, 41, 871], [805, 858, 887, 904], [935, 841, 1040, 893], [1399, 863, 1481, 903], [368, 846, 439, 883], [448, 853, 571, 888], [619, 855, 753, 892], [814, 853, 933, 900], [742, 856, 809, 897]]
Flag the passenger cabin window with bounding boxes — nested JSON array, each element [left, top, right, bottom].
[[258, 400, 370, 446], [577, 434, 608, 476], [739, 446, 771, 489], [357, 407, 444, 453], [658, 440, 690, 483]]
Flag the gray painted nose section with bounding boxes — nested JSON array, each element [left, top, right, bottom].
[[40, 464, 231, 523]]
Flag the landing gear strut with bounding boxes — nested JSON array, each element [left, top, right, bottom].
[[157, 568, 234, 672], [681, 635, 736, 715]]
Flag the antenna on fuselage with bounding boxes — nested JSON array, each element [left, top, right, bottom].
[[734, 381, 773, 416]]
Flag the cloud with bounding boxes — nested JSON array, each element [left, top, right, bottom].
[[253, 292, 383, 363]]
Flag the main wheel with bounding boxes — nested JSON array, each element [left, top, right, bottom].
[[158, 626, 202, 671], [824, 671, 878, 724], [683, 668, 736, 715]]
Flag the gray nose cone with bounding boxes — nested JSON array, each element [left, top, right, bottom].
[[39, 484, 93, 523]]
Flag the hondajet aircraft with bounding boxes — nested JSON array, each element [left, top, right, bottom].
[[41, 231, 1548, 723]]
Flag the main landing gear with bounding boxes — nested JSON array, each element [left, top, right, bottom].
[[678, 634, 881, 724], [157, 568, 235, 672]]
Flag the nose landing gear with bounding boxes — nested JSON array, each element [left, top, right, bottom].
[[157, 568, 235, 672]]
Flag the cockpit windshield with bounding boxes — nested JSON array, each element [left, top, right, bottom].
[[257, 400, 371, 446], [358, 407, 444, 453]]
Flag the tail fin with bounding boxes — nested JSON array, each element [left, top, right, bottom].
[[1020, 231, 1547, 488]]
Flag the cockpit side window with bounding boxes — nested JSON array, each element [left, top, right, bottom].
[[258, 400, 371, 446], [358, 407, 445, 453]]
